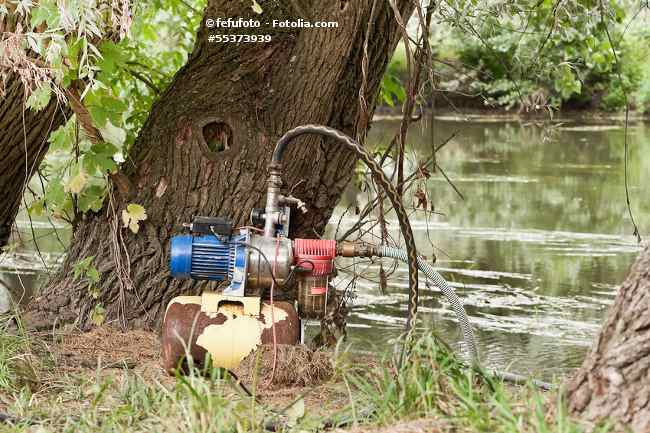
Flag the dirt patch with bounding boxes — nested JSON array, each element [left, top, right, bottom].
[[34, 325, 170, 385], [53, 326, 159, 368]]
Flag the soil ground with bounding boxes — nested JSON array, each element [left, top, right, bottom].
[[31, 326, 353, 417], [1, 324, 573, 433]]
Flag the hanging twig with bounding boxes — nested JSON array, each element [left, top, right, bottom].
[[599, 0, 642, 243]]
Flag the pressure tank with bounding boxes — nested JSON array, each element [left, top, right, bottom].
[[161, 294, 300, 373]]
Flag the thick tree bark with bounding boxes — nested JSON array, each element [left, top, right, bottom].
[[567, 245, 650, 431], [29, 0, 414, 328], [0, 75, 66, 247]]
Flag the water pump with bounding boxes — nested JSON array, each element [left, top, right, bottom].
[[161, 125, 479, 374], [161, 170, 342, 372]]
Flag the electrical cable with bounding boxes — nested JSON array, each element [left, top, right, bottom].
[[269, 236, 280, 382]]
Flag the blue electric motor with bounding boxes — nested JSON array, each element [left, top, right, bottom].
[[169, 217, 249, 295], [170, 235, 234, 280]]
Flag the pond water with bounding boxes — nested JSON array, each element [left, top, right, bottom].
[[330, 116, 649, 381], [1, 116, 648, 381]]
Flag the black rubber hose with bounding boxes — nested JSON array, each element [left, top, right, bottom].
[[272, 125, 420, 332]]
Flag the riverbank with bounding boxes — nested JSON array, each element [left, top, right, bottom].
[[373, 105, 650, 123], [0, 321, 593, 433]]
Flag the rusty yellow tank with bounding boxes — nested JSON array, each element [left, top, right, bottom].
[[161, 293, 300, 373]]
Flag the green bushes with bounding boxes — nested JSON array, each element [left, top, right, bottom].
[[447, 0, 639, 111], [631, 30, 650, 113], [384, 1, 650, 112]]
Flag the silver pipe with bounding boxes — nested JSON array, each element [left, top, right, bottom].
[[263, 164, 283, 237]]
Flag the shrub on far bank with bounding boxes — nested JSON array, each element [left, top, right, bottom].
[[382, 1, 650, 113]]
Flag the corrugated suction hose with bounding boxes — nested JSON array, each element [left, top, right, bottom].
[[273, 125, 552, 389]]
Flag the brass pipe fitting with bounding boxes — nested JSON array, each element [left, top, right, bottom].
[[336, 241, 377, 258]]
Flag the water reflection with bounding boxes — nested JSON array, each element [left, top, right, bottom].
[[331, 117, 648, 380]]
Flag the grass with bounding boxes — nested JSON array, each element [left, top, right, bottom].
[[339, 334, 610, 433], [0, 315, 610, 433]]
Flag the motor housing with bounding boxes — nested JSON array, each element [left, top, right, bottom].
[[170, 234, 241, 281], [169, 229, 249, 296]]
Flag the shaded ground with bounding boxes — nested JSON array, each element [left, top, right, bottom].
[[1, 324, 587, 433], [35, 326, 350, 415]]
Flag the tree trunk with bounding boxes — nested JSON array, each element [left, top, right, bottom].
[[0, 75, 66, 248], [567, 244, 650, 431], [29, 0, 414, 329]]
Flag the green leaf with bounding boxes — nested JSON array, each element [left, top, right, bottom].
[[28, 198, 45, 217], [89, 105, 109, 128], [98, 41, 127, 75], [101, 95, 127, 114], [78, 185, 106, 212], [65, 170, 89, 194], [45, 180, 65, 206], [251, 0, 263, 14], [87, 92, 127, 128], [121, 203, 147, 233], [30, 0, 58, 28], [73, 256, 95, 280], [30, 5, 48, 28], [48, 120, 75, 151], [380, 74, 405, 107], [381, 89, 395, 107], [83, 153, 115, 174], [90, 304, 106, 326], [26, 84, 52, 111], [67, 38, 84, 69], [83, 142, 118, 174], [86, 266, 100, 284]]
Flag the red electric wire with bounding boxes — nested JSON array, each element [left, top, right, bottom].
[[269, 236, 280, 383]]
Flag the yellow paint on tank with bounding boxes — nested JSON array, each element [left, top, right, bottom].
[[196, 316, 262, 369], [260, 303, 289, 329], [195, 302, 290, 369]]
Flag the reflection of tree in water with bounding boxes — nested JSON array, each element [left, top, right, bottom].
[[336, 118, 647, 377]]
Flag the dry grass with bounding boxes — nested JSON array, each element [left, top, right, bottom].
[[234, 344, 334, 389], [0, 323, 598, 433]]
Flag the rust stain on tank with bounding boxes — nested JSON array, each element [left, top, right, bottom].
[[161, 297, 299, 374]]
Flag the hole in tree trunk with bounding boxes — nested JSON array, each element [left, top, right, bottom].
[[202, 122, 232, 154]]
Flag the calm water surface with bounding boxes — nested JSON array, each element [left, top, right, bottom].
[[330, 117, 649, 380], [2, 116, 649, 380]]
